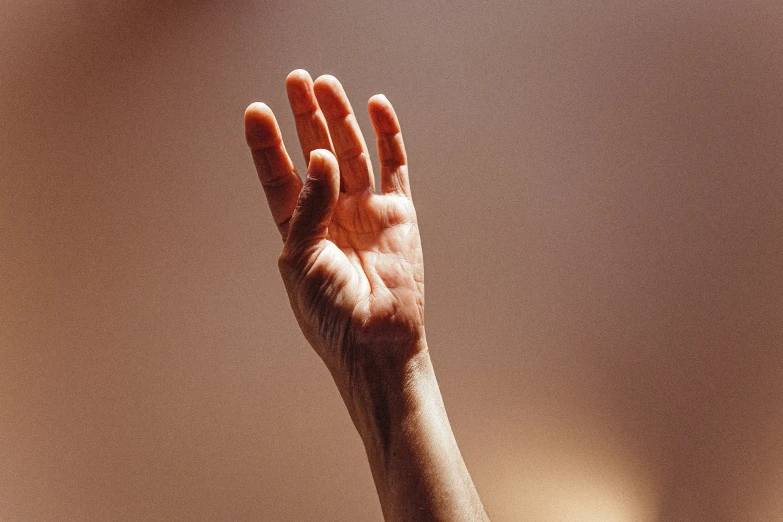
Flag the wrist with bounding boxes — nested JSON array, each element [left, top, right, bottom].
[[335, 339, 434, 454], [337, 343, 488, 521]]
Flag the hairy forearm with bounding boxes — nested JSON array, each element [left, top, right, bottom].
[[335, 345, 489, 521]]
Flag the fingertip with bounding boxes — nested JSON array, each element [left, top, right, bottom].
[[286, 68, 312, 85], [286, 70, 313, 98], [368, 94, 390, 119], [313, 74, 340, 91], [307, 149, 339, 195], [245, 100, 270, 115], [368, 93, 390, 107], [313, 75, 343, 99], [308, 148, 337, 173], [244, 102, 279, 148], [286, 70, 318, 113], [246, 102, 275, 127], [313, 75, 351, 117], [368, 95, 400, 134]]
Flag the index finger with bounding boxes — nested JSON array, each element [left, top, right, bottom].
[[244, 102, 303, 240]]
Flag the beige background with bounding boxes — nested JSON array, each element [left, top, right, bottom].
[[2, 1, 782, 520]]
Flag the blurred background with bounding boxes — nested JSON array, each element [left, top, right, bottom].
[[1, 1, 782, 520]]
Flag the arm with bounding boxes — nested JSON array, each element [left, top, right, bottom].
[[244, 69, 488, 521]]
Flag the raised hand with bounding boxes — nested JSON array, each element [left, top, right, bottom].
[[244, 70, 488, 521], [244, 71, 425, 395]]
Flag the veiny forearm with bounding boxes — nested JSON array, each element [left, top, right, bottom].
[[337, 345, 489, 521]]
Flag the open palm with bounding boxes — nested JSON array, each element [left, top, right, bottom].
[[244, 71, 425, 383]]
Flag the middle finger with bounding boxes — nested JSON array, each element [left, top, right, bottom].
[[313, 74, 375, 194]]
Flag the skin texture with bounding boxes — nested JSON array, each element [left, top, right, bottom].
[[244, 70, 489, 521]]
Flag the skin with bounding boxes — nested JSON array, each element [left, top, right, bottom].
[[244, 70, 489, 521]]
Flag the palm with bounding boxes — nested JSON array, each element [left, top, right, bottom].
[[310, 193, 424, 353], [244, 70, 424, 374]]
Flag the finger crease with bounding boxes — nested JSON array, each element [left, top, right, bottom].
[[261, 172, 296, 188]]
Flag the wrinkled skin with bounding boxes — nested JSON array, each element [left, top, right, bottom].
[[279, 188, 425, 381], [245, 71, 489, 522], [244, 70, 426, 392]]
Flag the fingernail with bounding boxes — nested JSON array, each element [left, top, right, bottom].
[[308, 150, 325, 178]]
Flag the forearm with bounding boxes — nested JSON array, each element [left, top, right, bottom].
[[336, 345, 489, 521]]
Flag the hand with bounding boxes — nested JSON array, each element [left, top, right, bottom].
[[244, 70, 488, 521], [244, 70, 426, 401]]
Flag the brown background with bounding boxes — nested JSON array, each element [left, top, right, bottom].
[[2, 1, 782, 520]]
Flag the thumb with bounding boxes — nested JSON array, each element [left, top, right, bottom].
[[285, 149, 340, 246]]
